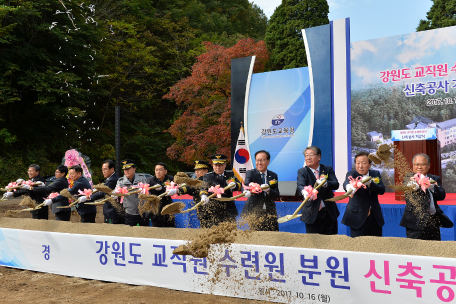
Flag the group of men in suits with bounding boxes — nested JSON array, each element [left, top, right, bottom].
[[297, 146, 450, 241], [6, 147, 451, 240]]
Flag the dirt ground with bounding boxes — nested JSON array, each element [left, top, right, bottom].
[[0, 198, 272, 304]]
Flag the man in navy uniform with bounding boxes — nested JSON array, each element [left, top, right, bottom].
[[115, 159, 148, 226], [199, 154, 242, 228], [6, 164, 47, 219], [241, 150, 280, 231], [88, 159, 122, 224], [146, 162, 175, 227], [167, 160, 210, 224], [297, 146, 339, 235], [342, 151, 385, 237]]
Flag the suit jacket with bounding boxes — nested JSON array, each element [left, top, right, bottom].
[[199, 171, 242, 224], [297, 164, 339, 224], [13, 175, 48, 217], [341, 169, 385, 229], [241, 169, 279, 216], [31, 177, 69, 214], [146, 174, 175, 227], [400, 174, 446, 230], [67, 176, 96, 215], [90, 172, 121, 219]]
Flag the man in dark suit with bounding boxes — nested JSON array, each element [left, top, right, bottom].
[[199, 154, 242, 228], [342, 151, 385, 237], [297, 146, 339, 235], [400, 153, 449, 241], [88, 159, 122, 224], [146, 162, 175, 227], [241, 150, 280, 231], [34, 165, 71, 221], [6, 164, 47, 219]]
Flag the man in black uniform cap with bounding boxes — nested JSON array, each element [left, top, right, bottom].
[[167, 160, 210, 222], [198, 154, 242, 228], [5, 164, 47, 219], [146, 162, 175, 227], [88, 159, 122, 224]]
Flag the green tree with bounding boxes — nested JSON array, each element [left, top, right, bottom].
[[417, 0, 456, 31], [265, 0, 329, 71]]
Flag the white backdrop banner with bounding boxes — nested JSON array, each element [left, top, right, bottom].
[[0, 228, 455, 303]]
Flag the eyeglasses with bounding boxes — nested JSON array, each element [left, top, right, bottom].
[[256, 159, 268, 163], [304, 154, 317, 158], [413, 163, 429, 167]]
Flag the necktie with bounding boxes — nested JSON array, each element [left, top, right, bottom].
[[314, 169, 324, 210], [429, 189, 436, 215], [261, 173, 266, 208]]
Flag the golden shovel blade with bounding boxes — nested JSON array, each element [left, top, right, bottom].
[[277, 214, 301, 224]]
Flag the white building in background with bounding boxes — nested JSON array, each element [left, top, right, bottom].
[[367, 131, 383, 142], [436, 118, 456, 147]]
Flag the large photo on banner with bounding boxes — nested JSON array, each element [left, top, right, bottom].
[[246, 67, 312, 182], [351, 25, 456, 192]]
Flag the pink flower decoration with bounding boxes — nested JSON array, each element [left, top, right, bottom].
[[208, 185, 224, 198], [243, 182, 262, 194], [114, 186, 129, 204], [7, 181, 18, 191], [24, 180, 34, 186], [165, 181, 179, 191], [411, 173, 431, 192], [45, 192, 60, 200], [348, 176, 367, 190], [78, 189, 93, 197], [303, 185, 318, 201], [134, 182, 151, 195]]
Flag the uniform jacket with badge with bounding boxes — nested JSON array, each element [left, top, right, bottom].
[[200, 171, 242, 220], [241, 169, 279, 217], [90, 172, 122, 219], [341, 169, 385, 229], [297, 164, 339, 224], [400, 174, 446, 231], [115, 173, 148, 215], [32, 177, 69, 214], [177, 176, 203, 205]]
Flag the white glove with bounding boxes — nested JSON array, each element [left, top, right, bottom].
[[429, 183, 436, 192], [44, 199, 53, 206], [4, 192, 13, 198], [316, 178, 327, 187], [16, 179, 24, 184], [201, 195, 209, 205], [22, 184, 31, 190], [78, 196, 88, 203], [301, 189, 309, 200], [345, 184, 355, 197], [362, 175, 371, 186], [261, 184, 270, 193], [228, 182, 236, 190], [154, 184, 162, 191], [34, 181, 45, 187], [167, 188, 178, 196], [243, 190, 251, 198], [407, 181, 420, 191]]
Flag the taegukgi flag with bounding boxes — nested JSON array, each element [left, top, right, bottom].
[[233, 125, 253, 183]]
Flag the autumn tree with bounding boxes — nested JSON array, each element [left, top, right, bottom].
[[265, 0, 329, 71], [164, 38, 269, 165], [417, 0, 456, 31]]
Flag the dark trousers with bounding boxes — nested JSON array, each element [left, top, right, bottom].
[[55, 211, 71, 221], [305, 208, 338, 235], [350, 213, 382, 238], [104, 217, 125, 224], [31, 206, 48, 220], [406, 214, 441, 241], [125, 213, 149, 226], [80, 213, 96, 223]]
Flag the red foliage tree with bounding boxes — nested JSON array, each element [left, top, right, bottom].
[[163, 38, 269, 165]]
